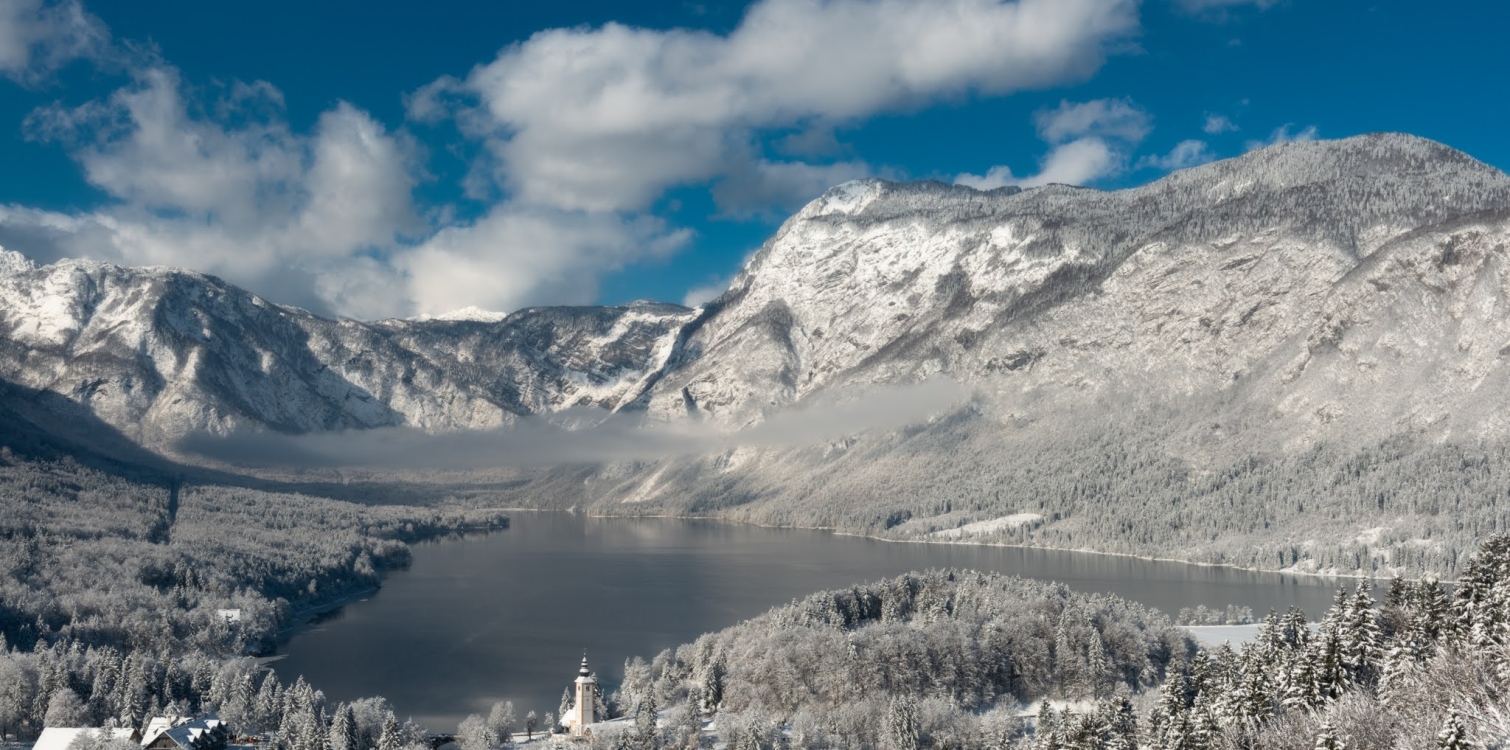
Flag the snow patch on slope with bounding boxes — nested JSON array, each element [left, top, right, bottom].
[[931, 513, 1045, 539]]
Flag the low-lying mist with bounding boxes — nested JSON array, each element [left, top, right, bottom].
[[176, 378, 971, 470]]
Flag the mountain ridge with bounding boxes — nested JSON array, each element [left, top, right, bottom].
[[6, 132, 1510, 576]]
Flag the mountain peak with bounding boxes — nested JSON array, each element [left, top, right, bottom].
[[0, 248, 35, 277]]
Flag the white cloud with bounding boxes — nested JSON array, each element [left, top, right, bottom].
[[1035, 97, 1151, 144], [6, 65, 423, 316], [1245, 123, 1318, 151], [0, 0, 107, 82], [399, 207, 691, 317], [955, 96, 1148, 190], [956, 137, 1118, 189], [1136, 139, 1216, 171], [682, 277, 731, 308], [0, 0, 1144, 320], [415, 0, 1139, 213], [1203, 113, 1237, 133]]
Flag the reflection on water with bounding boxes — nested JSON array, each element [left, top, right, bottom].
[[274, 511, 1342, 731]]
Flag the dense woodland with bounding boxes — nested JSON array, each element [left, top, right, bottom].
[[573, 570, 1191, 750], [0, 448, 506, 655]]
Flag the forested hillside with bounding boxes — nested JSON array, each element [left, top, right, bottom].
[[581, 570, 1190, 750], [580, 412, 1510, 578], [0, 450, 506, 656]]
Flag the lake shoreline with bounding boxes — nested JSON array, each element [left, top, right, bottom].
[[561, 509, 1392, 587]]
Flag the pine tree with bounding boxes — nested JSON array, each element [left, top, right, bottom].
[[1339, 583, 1382, 687], [886, 695, 920, 750], [634, 690, 659, 750], [1282, 650, 1320, 711], [377, 714, 401, 750], [1279, 607, 1311, 652], [1087, 629, 1111, 698], [1099, 695, 1137, 750], [559, 689, 573, 728], [1313, 721, 1346, 750], [1313, 625, 1345, 701], [1434, 710, 1469, 750], [331, 704, 359, 750]]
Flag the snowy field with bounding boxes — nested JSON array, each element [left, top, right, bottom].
[[1182, 624, 1263, 646]]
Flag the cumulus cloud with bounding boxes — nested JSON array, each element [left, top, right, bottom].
[[955, 138, 1118, 189], [1203, 113, 1237, 133], [0, 0, 107, 82], [179, 377, 971, 469], [1035, 97, 1151, 144], [414, 0, 1139, 213], [7, 65, 422, 316], [0, 0, 1144, 320], [955, 97, 1148, 189], [399, 207, 691, 317], [1245, 123, 1318, 151], [1135, 139, 1215, 172]]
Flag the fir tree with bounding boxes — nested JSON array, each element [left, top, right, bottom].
[[1339, 583, 1382, 687], [377, 714, 401, 750], [634, 690, 659, 750], [1434, 710, 1469, 750], [1313, 721, 1345, 750], [885, 695, 919, 750], [331, 704, 359, 750]]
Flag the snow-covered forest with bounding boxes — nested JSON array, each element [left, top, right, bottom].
[[0, 448, 506, 655], [630, 418, 1510, 579], [568, 534, 1510, 749]]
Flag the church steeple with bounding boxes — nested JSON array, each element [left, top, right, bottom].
[[569, 653, 597, 736]]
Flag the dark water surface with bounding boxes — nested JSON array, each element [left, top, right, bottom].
[[273, 511, 1342, 731]]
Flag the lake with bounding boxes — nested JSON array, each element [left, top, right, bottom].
[[272, 511, 1344, 731]]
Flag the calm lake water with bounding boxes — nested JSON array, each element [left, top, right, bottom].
[[273, 511, 1343, 731]]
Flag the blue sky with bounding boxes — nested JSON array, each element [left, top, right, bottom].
[[0, 0, 1506, 318]]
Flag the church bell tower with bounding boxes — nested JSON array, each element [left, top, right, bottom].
[[570, 655, 596, 736]]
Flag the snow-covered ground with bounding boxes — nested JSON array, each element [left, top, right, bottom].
[[1183, 624, 1263, 646], [930, 513, 1044, 539]]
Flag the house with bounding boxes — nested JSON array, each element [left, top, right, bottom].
[[32, 728, 139, 750], [139, 716, 227, 750], [138, 717, 190, 748]]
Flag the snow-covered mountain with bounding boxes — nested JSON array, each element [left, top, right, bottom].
[[6, 133, 1510, 574], [5, 134, 1510, 450], [0, 254, 694, 446], [640, 134, 1510, 445]]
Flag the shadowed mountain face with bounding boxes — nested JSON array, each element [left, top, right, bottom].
[[5, 133, 1510, 575]]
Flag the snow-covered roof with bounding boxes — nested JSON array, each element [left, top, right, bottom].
[[141, 716, 192, 747], [34, 728, 137, 750], [147, 715, 225, 750]]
